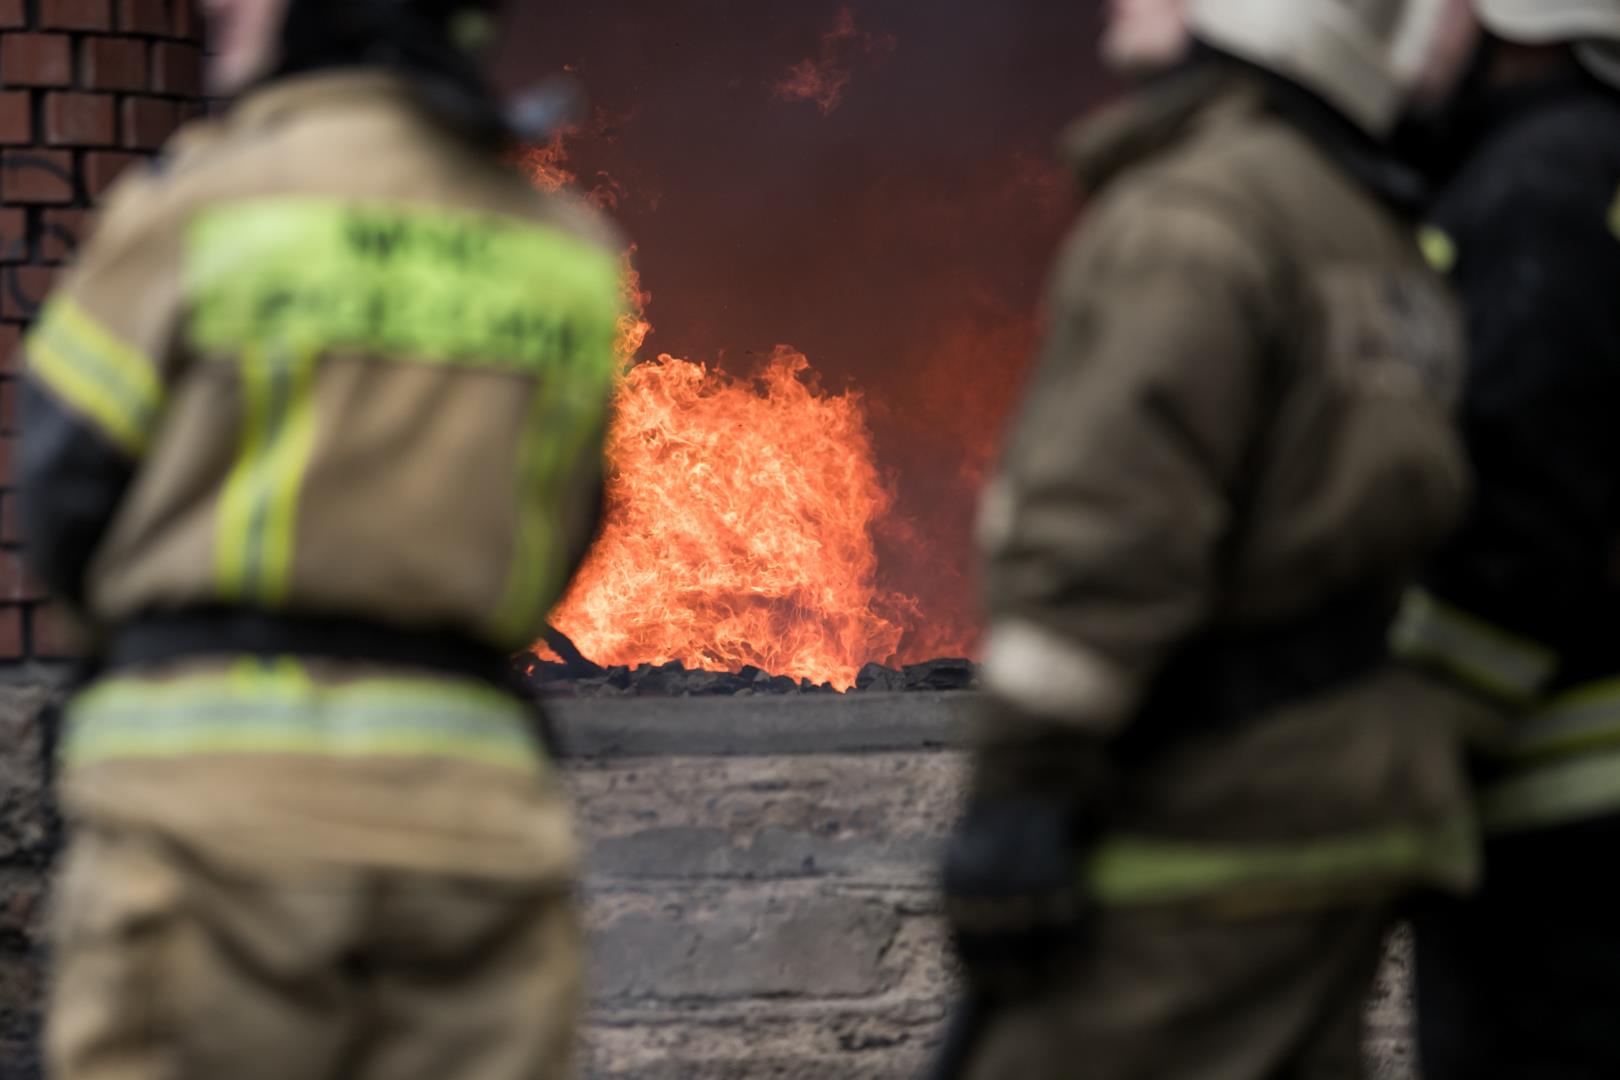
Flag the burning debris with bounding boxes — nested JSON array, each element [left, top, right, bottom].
[[518, 654, 979, 699]]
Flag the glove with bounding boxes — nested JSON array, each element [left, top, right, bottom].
[[942, 703, 1112, 999]]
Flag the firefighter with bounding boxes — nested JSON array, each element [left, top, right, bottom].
[[1394, 2, 1620, 1075], [937, 1, 1495, 1077], [20, 1, 624, 1076]]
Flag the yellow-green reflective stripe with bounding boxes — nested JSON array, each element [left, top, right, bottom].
[[65, 662, 539, 770], [27, 298, 163, 455], [1608, 186, 1620, 241], [1507, 678, 1620, 762], [184, 197, 624, 387], [1087, 816, 1478, 907], [1419, 225, 1457, 275], [1483, 749, 1620, 834], [1389, 589, 1557, 705], [215, 342, 320, 605], [491, 383, 600, 642]]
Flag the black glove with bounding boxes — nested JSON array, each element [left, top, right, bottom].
[[942, 707, 1112, 999]]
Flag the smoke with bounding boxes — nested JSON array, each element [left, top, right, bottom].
[[495, 1, 1116, 661]]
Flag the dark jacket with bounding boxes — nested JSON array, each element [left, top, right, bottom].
[[1422, 71, 1620, 691]]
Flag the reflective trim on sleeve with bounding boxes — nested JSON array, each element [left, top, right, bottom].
[[1506, 678, 1620, 763], [1482, 749, 1620, 835], [1087, 814, 1479, 909], [980, 620, 1138, 731], [64, 658, 542, 772], [1389, 589, 1557, 705], [26, 297, 164, 456], [215, 341, 321, 607]]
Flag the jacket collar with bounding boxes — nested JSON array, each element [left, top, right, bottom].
[[228, 70, 419, 131], [1061, 59, 1428, 215]]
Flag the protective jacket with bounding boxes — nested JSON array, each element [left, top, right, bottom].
[[979, 62, 1490, 911], [19, 71, 624, 880], [1394, 69, 1620, 834]]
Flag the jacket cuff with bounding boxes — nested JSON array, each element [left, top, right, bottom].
[[980, 618, 1142, 735]]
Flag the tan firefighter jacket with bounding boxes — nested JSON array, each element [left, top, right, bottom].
[[18, 72, 626, 882], [979, 65, 1498, 911], [25, 71, 625, 651]]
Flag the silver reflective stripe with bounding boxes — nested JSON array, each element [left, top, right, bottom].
[[1509, 679, 1620, 762], [1483, 749, 1620, 834], [1389, 589, 1557, 704], [980, 619, 1139, 731]]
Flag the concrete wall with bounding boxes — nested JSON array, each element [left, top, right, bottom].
[[0, 688, 1420, 1078]]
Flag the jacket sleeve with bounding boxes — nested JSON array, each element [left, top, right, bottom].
[[979, 187, 1282, 734], [1424, 172, 1620, 646], [18, 167, 183, 614]]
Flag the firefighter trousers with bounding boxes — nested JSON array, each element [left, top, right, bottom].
[[47, 820, 584, 1080], [963, 902, 1393, 1080]]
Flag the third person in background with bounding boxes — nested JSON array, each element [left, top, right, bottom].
[[936, 0, 1493, 1077], [1395, 1, 1620, 1076]]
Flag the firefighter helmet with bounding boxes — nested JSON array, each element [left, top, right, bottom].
[[1188, 0, 1455, 134], [1474, 0, 1620, 89]]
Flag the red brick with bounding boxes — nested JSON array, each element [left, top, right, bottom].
[[32, 603, 87, 659], [45, 92, 116, 147], [0, 207, 24, 262], [0, 33, 74, 87], [172, 0, 197, 39], [0, 377, 16, 433], [0, 323, 20, 370], [0, 497, 17, 547], [0, 605, 24, 660], [150, 40, 200, 96], [0, 91, 31, 145], [40, 0, 112, 31], [0, 149, 75, 204], [0, 264, 56, 321], [40, 207, 87, 263], [0, 0, 25, 29], [119, 0, 167, 35], [0, 551, 46, 602], [120, 94, 176, 149], [80, 36, 147, 91], [84, 149, 140, 197]]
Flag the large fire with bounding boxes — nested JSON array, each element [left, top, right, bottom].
[[550, 350, 915, 688]]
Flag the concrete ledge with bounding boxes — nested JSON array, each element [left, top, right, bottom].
[[551, 692, 974, 759]]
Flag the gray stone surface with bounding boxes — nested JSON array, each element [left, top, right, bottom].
[[0, 681, 57, 1080], [550, 693, 968, 759]]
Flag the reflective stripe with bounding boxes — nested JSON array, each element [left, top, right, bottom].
[[1507, 678, 1620, 762], [184, 197, 624, 386], [1483, 749, 1620, 834], [980, 620, 1138, 732], [65, 658, 540, 771], [1389, 589, 1557, 704], [215, 342, 320, 606], [491, 380, 598, 642], [1418, 225, 1457, 275], [1088, 815, 1478, 908], [26, 297, 164, 456]]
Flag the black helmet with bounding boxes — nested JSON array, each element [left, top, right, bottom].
[[271, 0, 511, 148]]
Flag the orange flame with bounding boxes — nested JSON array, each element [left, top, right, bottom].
[[550, 350, 915, 689]]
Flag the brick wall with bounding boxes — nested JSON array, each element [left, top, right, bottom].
[[0, 0, 204, 665], [0, 6, 204, 1073]]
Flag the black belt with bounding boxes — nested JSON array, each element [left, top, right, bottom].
[[107, 609, 514, 691], [1118, 589, 1400, 763]]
